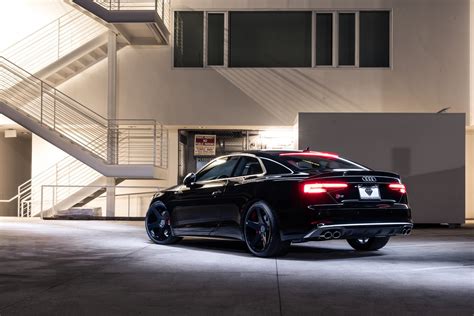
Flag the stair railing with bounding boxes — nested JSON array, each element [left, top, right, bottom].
[[1, 10, 106, 74], [0, 58, 168, 169], [93, 0, 171, 28]]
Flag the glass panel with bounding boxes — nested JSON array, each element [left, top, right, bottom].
[[360, 11, 390, 67], [261, 158, 292, 175], [196, 157, 240, 181], [233, 157, 263, 176], [229, 11, 312, 67], [338, 13, 355, 66], [207, 13, 225, 66], [174, 11, 203, 67], [316, 13, 333, 66]]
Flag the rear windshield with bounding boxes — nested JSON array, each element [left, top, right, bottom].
[[278, 154, 367, 172]]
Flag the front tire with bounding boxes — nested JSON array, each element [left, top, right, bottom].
[[145, 202, 181, 245], [346, 236, 390, 251], [243, 201, 290, 258]]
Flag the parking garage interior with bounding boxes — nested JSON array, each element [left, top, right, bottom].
[[0, 0, 473, 315]]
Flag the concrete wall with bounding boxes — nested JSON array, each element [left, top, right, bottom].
[[55, 0, 470, 127], [0, 134, 31, 216], [298, 113, 466, 224]]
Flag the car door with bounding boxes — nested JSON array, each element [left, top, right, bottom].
[[212, 155, 265, 239], [170, 156, 240, 236]]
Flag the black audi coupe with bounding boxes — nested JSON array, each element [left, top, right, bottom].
[[145, 150, 413, 257]]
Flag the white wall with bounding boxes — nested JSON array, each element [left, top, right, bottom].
[[57, 0, 470, 127], [31, 135, 68, 177], [0, 0, 70, 51]]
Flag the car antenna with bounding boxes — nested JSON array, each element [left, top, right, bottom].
[[303, 146, 310, 152]]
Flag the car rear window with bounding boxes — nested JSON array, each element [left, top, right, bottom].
[[278, 154, 366, 172]]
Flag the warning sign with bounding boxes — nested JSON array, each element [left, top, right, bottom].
[[194, 135, 216, 156]]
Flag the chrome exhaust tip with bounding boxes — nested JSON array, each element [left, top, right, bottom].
[[404, 228, 412, 235], [322, 231, 333, 240], [332, 230, 342, 239], [401, 228, 407, 235]]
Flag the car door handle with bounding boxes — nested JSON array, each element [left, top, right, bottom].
[[211, 190, 222, 197]]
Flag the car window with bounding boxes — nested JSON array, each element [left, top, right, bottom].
[[261, 158, 292, 175], [196, 156, 240, 181], [232, 156, 263, 177], [279, 154, 366, 171]]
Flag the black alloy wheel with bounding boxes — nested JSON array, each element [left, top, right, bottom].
[[346, 236, 390, 251], [243, 201, 290, 257], [146, 202, 181, 245]]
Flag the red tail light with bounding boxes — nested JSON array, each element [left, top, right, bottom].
[[302, 182, 348, 194], [389, 183, 406, 194]]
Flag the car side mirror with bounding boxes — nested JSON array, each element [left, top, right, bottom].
[[183, 173, 196, 187]]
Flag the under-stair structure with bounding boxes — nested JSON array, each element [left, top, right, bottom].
[[68, 0, 171, 45], [1, 1, 172, 217]]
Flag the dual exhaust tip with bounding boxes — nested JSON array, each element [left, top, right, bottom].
[[321, 230, 342, 240], [401, 227, 412, 235]]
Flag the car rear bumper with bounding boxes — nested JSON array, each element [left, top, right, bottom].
[[301, 222, 414, 241], [279, 203, 413, 241]]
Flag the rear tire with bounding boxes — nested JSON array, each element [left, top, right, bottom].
[[243, 201, 290, 258], [347, 236, 390, 251], [145, 202, 182, 245]]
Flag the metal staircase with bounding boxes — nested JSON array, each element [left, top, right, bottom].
[[0, 57, 168, 179], [1, 2, 171, 217], [68, 0, 171, 45], [0, 9, 116, 86]]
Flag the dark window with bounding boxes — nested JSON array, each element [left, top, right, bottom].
[[359, 11, 390, 67], [316, 13, 333, 66], [233, 156, 263, 177], [174, 11, 203, 67], [229, 11, 312, 67], [338, 13, 355, 66], [261, 158, 292, 175], [196, 156, 240, 181], [207, 13, 224, 66], [278, 155, 366, 172]]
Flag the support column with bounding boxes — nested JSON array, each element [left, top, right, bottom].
[[106, 30, 117, 217], [106, 178, 116, 218]]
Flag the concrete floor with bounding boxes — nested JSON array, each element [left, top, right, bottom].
[[0, 218, 473, 316]]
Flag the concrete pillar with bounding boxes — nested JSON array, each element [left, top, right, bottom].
[[106, 30, 117, 217], [106, 177, 116, 217]]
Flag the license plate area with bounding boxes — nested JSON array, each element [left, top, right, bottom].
[[358, 185, 381, 200]]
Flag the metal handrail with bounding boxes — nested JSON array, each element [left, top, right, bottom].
[[0, 57, 168, 168], [1, 10, 106, 74], [92, 0, 171, 27], [40, 184, 160, 218]]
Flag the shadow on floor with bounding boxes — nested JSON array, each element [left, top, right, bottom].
[[162, 238, 382, 261]]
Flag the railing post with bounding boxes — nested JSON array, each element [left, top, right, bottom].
[[17, 186, 20, 217]]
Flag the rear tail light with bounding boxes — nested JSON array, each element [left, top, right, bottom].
[[302, 182, 348, 194], [389, 183, 406, 194]]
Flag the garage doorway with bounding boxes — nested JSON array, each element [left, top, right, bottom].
[[178, 129, 295, 183]]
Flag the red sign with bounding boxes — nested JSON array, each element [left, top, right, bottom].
[[194, 135, 216, 156]]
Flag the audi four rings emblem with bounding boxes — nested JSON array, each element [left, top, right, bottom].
[[362, 176, 377, 182]]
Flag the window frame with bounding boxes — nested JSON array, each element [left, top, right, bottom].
[[204, 11, 228, 68], [171, 8, 392, 70], [193, 154, 267, 184]]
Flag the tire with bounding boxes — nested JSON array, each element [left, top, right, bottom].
[[346, 236, 390, 251], [243, 201, 290, 258], [145, 202, 182, 245]]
